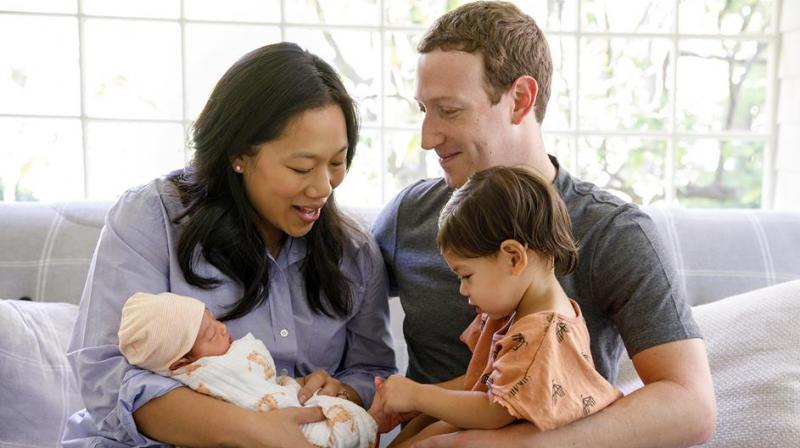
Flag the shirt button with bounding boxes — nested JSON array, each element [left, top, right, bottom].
[[280, 368, 289, 376], [280, 328, 289, 337]]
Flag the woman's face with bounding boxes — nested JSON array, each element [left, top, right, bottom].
[[234, 104, 349, 254]]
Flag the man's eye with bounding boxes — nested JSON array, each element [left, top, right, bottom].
[[290, 167, 311, 174]]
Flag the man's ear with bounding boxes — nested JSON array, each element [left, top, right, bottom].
[[169, 355, 194, 371], [510, 76, 538, 125], [500, 239, 528, 275]]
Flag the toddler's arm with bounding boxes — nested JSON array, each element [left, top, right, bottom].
[[381, 375, 516, 430]]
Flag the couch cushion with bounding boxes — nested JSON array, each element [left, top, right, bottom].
[[616, 280, 800, 447], [645, 208, 800, 306], [0, 202, 108, 305], [0, 299, 83, 447]]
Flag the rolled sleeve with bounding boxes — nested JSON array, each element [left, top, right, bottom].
[[334, 236, 397, 408]]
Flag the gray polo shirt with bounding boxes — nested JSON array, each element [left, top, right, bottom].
[[372, 157, 701, 384]]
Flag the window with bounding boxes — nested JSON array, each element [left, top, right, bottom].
[[0, 0, 779, 208]]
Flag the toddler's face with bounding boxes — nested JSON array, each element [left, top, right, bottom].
[[443, 249, 520, 319], [188, 309, 232, 360]]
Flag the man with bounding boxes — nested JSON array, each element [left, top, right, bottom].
[[372, 1, 716, 446]]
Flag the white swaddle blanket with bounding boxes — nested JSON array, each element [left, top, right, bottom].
[[171, 333, 377, 448]]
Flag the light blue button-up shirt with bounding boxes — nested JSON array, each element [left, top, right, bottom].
[[63, 177, 396, 447]]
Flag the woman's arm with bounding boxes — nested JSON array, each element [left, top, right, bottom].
[[327, 236, 397, 407], [381, 376, 516, 430], [134, 387, 324, 447]]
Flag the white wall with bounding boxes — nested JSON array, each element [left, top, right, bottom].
[[774, 0, 800, 210]]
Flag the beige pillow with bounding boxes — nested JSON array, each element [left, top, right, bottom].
[[616, 280, 800, 447]]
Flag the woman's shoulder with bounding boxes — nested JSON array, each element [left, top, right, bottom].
[[106, 172, 186, 234]]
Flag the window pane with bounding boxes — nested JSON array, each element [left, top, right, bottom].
[[545, 135, 576, 172], [286, 29, 380, 125], [286, 0, 379, 25], [580, 38, 672, 131], [679, 0, 774, 34], [336, 130, 382, 207], [581, 0, 673, 32], [677, 39, 769, 133], [82, 0, 180, 18], [86, 121, 185, 200], [675, 139, 763, 208], [0, 118, 83, 202], [383, 131, 442, 201], [84, 19, 182, 119], [578, 137, 668, 206], [0, 14, 80, 115], [384, 0, 455, 27], [517, 0, 578, 31], [184, 0, 280, 22], [542, 36, 576, 131], [185, 23, 281, 119], [0, 0, 76, 13], [385, 31, 423, 127]]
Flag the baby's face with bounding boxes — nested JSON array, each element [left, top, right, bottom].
[[189, 309, 232, 360]]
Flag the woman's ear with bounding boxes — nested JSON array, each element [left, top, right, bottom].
[[500, 240, 528, 275], [230, 155, 245, 174]]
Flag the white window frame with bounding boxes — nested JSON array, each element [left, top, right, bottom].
[[0, 0, 783, 208]]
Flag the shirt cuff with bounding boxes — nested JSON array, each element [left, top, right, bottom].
[[117, 368, 184, 446]]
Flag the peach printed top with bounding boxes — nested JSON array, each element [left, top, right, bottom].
[[460, 300, 623, 431]]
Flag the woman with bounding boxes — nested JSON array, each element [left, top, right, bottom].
[[63, 42, 396, 447]]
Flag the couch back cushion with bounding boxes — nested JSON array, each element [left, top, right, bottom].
[[645, 208, 800, 306], [0, 202, 107, 305], [1, 202, 799, 307]]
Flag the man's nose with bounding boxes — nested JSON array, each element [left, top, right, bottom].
[[420, 115, 444, 150]]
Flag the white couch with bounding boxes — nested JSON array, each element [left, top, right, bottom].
[[1, 201, 799, 447]]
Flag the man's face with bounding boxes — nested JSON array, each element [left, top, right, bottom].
[[416, 49, 516, 188]]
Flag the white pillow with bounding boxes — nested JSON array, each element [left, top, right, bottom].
[[0, 300, 83, 448], [616, 280, 800, 447]]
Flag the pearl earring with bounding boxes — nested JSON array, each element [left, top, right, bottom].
[[234, 165, 242, 173]]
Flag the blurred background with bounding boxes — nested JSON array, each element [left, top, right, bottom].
[[1, 0, 797, 210]]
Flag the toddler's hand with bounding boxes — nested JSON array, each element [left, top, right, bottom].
[[380, 374, 421, 414], [369, 376, 418, 433]]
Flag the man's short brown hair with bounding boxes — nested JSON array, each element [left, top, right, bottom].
[[418, 1, 553, 123], [437, 166, 578, 276]]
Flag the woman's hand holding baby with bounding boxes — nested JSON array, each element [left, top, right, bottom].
[[296, 369, 362, 406]]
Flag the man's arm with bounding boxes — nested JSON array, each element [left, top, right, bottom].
[[415, 338, 716, 448]]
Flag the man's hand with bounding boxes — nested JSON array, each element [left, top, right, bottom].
[[369, 376, 419, 433]]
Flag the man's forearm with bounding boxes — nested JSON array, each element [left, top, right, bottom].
[[414, 384, 515, 430], [524, 379, 714, 448]]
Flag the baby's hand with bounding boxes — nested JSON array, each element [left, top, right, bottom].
[[380, 374, 420, 414], [368, 377, 418, 433]]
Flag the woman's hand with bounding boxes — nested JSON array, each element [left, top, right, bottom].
[[241, 406, 325, 448], [296, 368, 361, 405]]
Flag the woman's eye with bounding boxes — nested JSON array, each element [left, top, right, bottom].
[[290, 167, 311, 174]]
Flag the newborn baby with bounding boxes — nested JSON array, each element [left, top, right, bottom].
[[118, 292, 377, 448]]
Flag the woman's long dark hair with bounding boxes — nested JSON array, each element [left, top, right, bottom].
[[170, 42, 360, 321]]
